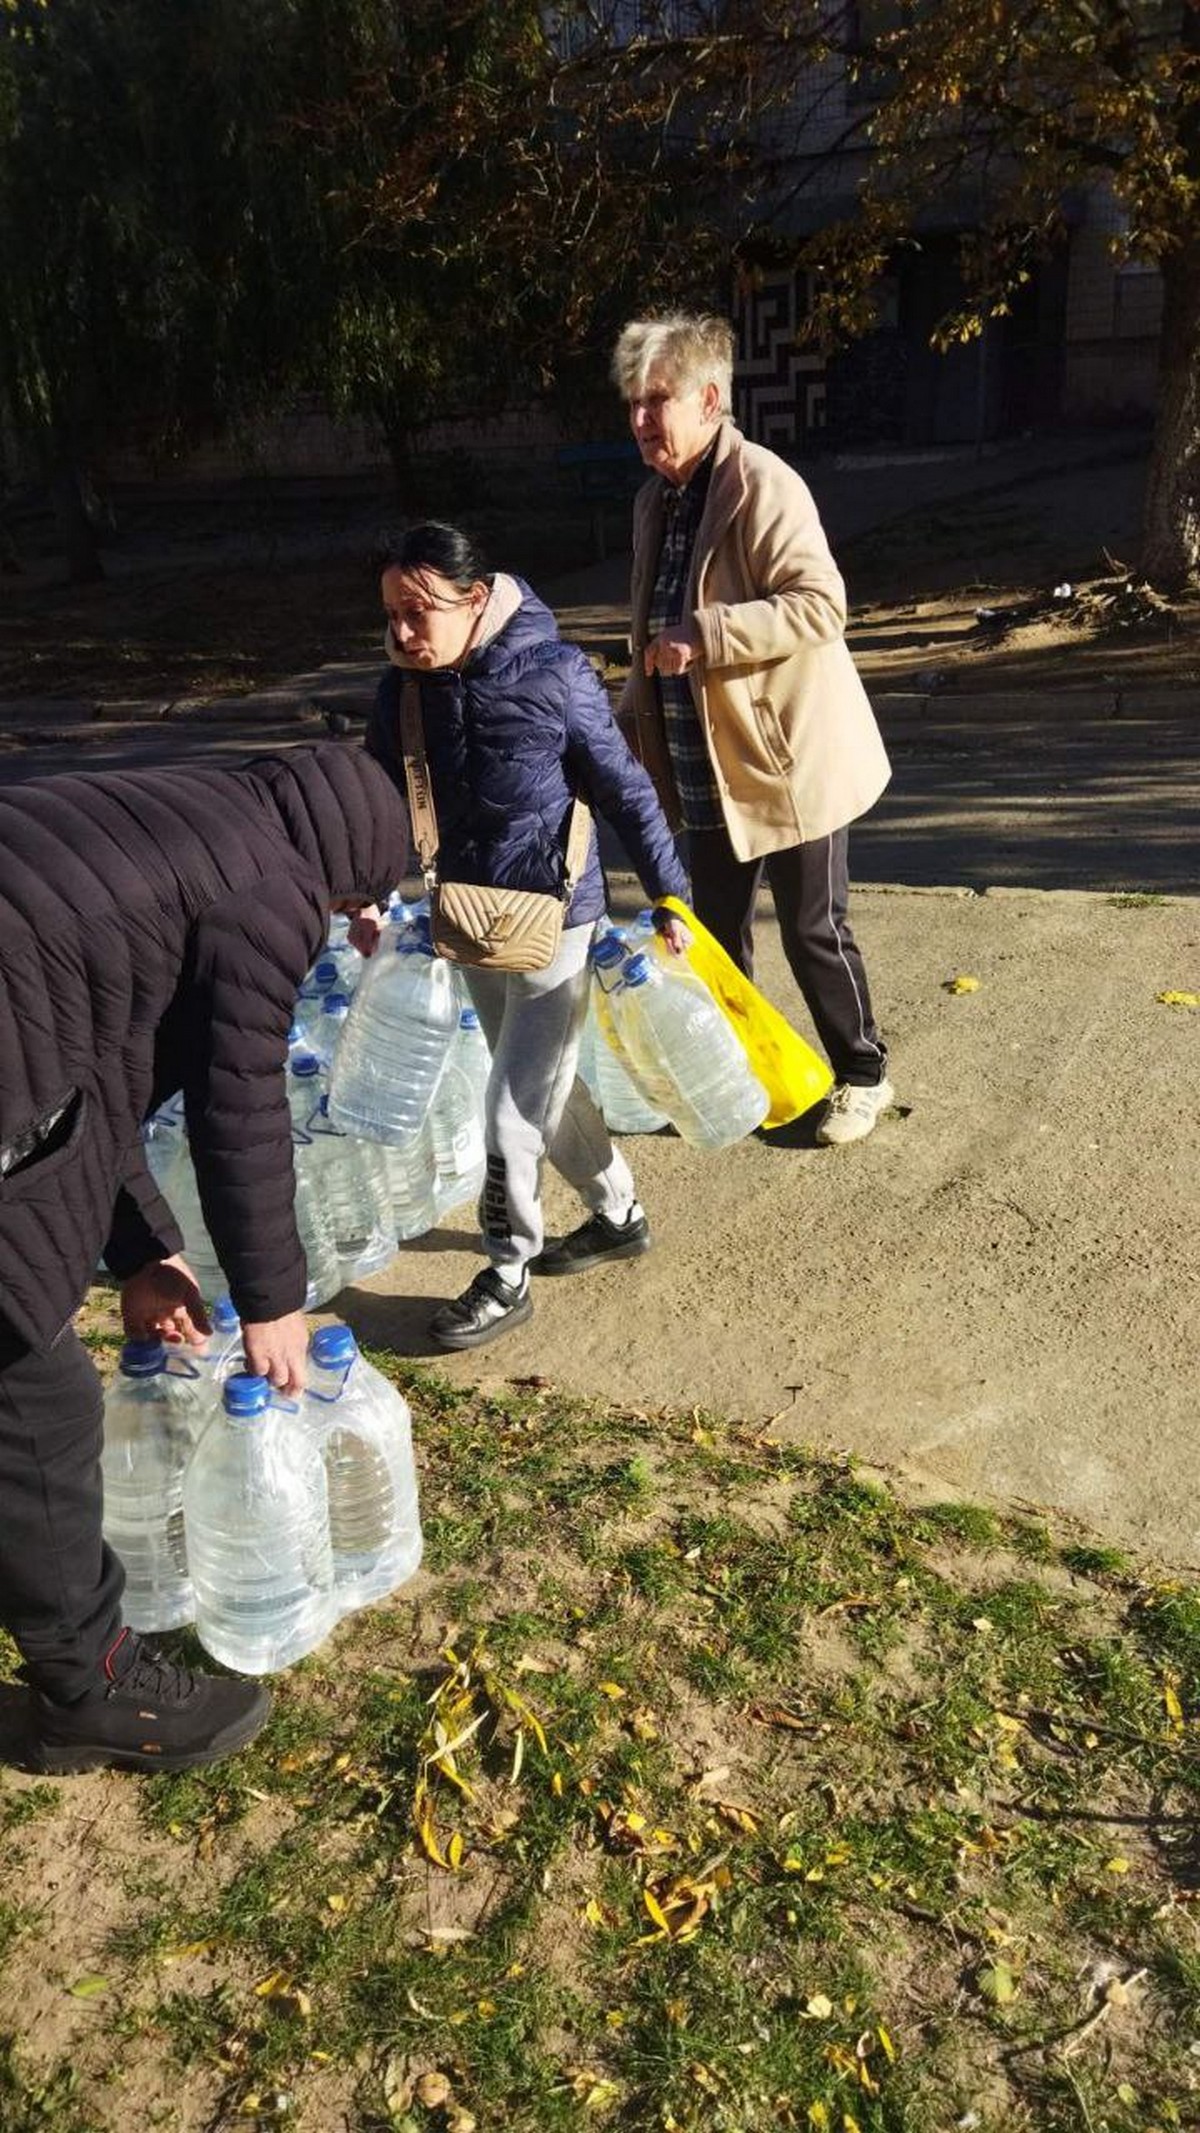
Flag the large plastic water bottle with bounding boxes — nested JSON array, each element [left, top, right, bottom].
[[294, 955, 343, 1042], [596, 949, 768, 1149], [287, 1056, 346, 1307], [141, 1097, 186, 1193], [386, 1127, 440, 1241], [101, 1339, 213, 1633], [183, 1372, 337, 1674], [305, 1325, 423, 1611], [308, 1095, 396, 1280], [320, 922, 364, 999], [308, 991, 353, 1074], [158, 1138, 228, 1302], [430, 1007, 490, 1214], [197, 1294, 245, 1393], [327, 921, 460, 1146], [589, 934, 670, 1134]]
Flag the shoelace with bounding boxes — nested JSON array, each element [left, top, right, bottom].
[[115, 1647, 198, 1705]]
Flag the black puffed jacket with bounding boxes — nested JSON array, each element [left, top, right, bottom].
[[0, 742, 407, 1353]]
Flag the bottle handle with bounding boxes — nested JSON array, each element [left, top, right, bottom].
[[306, 1362, 352, 1405]]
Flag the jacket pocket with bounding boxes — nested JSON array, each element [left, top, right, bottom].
[[0, 1087, 88, 1202], [752, 696, 794, 775]]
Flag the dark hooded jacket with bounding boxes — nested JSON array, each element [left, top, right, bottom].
[[0, 742, 407, 1354], [367, 576, 687, 920]]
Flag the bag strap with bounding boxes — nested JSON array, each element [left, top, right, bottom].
[[398, 679, 440, 885], [397, 675, 592, 901]]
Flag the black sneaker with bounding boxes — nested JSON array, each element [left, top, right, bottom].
[[531, 1207, 652, 1276], [29, 1635, 272, 1776], [429, 1266, 533, 1351]]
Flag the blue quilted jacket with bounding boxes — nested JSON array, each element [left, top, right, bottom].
[[367, 578, 688, 924]]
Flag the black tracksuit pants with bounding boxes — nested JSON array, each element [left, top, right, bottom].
[[687, 823, 887, 1088], [0, 1318, 124, 1703]]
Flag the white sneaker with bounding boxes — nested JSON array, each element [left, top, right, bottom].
[[815, 1077, 895, 1147]]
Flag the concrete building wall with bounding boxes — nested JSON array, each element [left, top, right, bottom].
[[1062, 185, 1163, 419]]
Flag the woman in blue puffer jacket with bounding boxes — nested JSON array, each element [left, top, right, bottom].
[[356, 521, 691, 1352]]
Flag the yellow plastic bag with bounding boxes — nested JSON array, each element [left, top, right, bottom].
[[659, 896, 833, 1128]]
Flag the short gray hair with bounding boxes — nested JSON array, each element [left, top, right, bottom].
[[611, 313, 734, 413]]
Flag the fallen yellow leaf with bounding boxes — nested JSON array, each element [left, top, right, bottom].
[[1155, 989, 1200, 1007], [944, 974, 980, 994]]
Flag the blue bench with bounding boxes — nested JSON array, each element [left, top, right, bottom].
[[556, 440, 644, 560]]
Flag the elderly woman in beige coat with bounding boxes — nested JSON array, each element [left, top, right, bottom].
[[612, 311, 894, 1144]]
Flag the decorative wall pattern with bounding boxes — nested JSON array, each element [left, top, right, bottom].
[[733, 273, 826, 452]]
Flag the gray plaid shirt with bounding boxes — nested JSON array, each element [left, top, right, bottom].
[[647, 445, 722, 832]]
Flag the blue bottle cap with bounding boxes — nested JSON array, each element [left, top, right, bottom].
[[460, 1008, 481, 1030], [591, 932, 626, 967], [313, 957, 339, 986], [222, 1372, 270, 1416], [211, 1295, 240, 1333], [322, 993, 351, 1015], [119, 1338, 168, 1376], [624, 951, 652, 987], [310, 1323, 357, 1369], [291, 1053, 322, 1078]]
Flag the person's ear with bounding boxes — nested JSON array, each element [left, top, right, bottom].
[[701, 380, 722, 423]]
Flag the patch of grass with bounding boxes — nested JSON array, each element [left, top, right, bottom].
[[0, 1783, 61, 1834], [4, 1367, 1199, 2132], [1061, 1541, 1131, 1577], [915, 1500, 1004, 1547], [0, 2039, 96, 2133], [1108, 891, 1169, 907]]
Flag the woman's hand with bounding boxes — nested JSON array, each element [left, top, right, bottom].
[[654, 912, 692, 957], [120, 1255, 211, 1347], [346, 903, 384, 958]]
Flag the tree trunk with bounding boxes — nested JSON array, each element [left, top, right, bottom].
[[49, 463, 105, 584], [1139, 2, 1200, 592], [1139, 238, 1200, 592]]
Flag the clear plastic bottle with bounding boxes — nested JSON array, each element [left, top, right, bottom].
[[141, 1096, 186, 1193], [183, 1371, 337, 1675], [287, 1056, 346, 1307], [308, 991, 352, 1074], [320, 922, 363, 999], [386, 1125, 440, 1241], [197, 1294, 246, 1392], [294, 954, 343, 1042], [326, 923, 460, 1147], [305, 1324, 423, 1611], [158, 1137, 228, 1303], [589, 933, 670, 1134], [101, 1339, 212, 1633], [308, 1094, 396, 1280], [596, 949, 768, 1149], [430, 1007, 490, 1215]]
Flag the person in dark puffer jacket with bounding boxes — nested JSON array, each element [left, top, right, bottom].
[[358, 520, 691, 1352], [0, 741, 408, 1775]]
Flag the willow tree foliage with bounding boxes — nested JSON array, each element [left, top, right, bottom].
[[0, 0, 340, 575]]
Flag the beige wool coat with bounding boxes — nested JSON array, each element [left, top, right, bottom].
[[620, 419, 891, 862]]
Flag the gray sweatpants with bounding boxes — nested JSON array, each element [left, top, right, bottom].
[[464, 922, 637, 1274]]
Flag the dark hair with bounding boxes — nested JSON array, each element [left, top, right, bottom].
[[374, 520, 490, 588]]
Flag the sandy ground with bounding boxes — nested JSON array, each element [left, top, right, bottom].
[[339, 873, 1200, 1571]]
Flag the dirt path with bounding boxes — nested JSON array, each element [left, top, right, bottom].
[[344, 878, 1200, 1568]]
